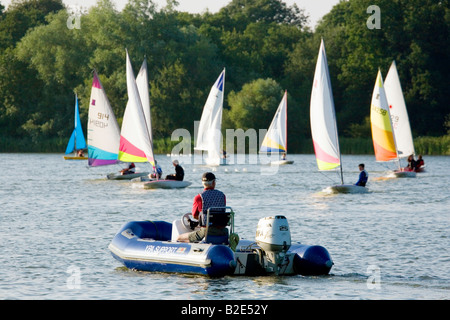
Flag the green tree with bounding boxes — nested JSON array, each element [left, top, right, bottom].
[[228, 78, 283, 130], [0, 0, 65, 141]]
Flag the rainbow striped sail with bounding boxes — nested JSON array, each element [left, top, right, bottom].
[[118, 51, 155, 166], [260, 91, 288, 153], [370, 70, 397, 162], [310, 39, 341, 172], [87, 71, 121, 166]]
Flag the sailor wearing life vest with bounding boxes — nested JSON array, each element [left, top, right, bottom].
[[355, 163, 368, 187], [177, 172, 228, 242]]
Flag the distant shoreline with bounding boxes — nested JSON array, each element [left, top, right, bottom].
[[1, 135, 449, 155]]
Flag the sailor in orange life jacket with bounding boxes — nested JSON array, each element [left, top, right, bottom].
[[177, 172, 227, 243]]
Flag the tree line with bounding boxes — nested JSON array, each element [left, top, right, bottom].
[[0, 0, 448, 153]]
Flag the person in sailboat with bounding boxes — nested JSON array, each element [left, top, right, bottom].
[[177, 172, 228, 243], [77, 149, 85, 157], [120, 162, 136, 175], [355, 163, 368, 187], [415, 154, 424, 171], [165, 160, 184, 181], [150, 160, 163, 179], [405, 155, 416, 171], [281, 153, 287, 160]]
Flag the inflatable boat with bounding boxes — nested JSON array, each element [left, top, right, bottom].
[[109, 209, 333, 277]]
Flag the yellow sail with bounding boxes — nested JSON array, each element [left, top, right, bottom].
[[370, 70, 397, 162]]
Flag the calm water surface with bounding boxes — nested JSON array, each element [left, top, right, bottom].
[[0, 153, 449, 299]]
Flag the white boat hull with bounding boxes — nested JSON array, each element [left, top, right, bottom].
[[144, 180, 192, 189], [325, 184, 369, 194], [270, 160, 294, 165], [389, 170, 417, 178]]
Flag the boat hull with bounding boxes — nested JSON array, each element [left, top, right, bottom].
[[109, 221, 235, 277], [144, 180, 192, 189], [107, 172, 150, 180], [270, 160, 294, 166], [109, 221, 333, 277], [325, 184, 368, 194], [63, 156, 87, 160], [389, 170, 417, 178]]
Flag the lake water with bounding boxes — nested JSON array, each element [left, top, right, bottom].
[[0, 153, 449, 300]]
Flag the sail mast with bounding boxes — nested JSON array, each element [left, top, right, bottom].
[[284, 90, 288, 156]]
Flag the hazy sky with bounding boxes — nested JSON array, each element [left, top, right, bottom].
[[1, 0, 340, 28]]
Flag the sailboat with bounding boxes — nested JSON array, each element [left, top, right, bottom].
[[106, 51, 154, 180], [384, 61, 418, 176], [195, 69, 226, 166], [64, 94, 87, 160], [87, 71, 121, 167], [259, 91, 293, 165], [310, 39, 368, 194], [370, 67, 416, 178], [113, 51, 191, 188]]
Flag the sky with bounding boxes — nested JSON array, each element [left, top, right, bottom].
[[1, 0, 341, 28]]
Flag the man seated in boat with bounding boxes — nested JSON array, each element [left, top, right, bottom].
[[120, 162, 136, 175], [355, 163, 368, 187], [165, 160, 184, 181], [177, 172, 228, 243], [77, 149, 85, 157], [415, 155, 424, 171]]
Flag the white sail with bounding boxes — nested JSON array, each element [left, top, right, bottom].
[[259, 91, 287, 153], [136, 58, 152, 143], [310, 39, 341, 173], [195, 69, 225, 165], [87, 71, 121, 167], [384, 61, 415, 158], [118, 50, 155, 166]]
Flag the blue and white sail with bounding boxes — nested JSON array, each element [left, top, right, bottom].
[[195, 69, 225, 166], [65, 94, 87, 154]]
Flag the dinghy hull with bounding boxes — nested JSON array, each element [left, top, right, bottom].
[[63, 156, 87, 160], [107, 172, 150, 180], [389, 170, 416, 178], [143, 180, 192, 189], [270, 160, 294, 166], [326, 184, 368, 194]]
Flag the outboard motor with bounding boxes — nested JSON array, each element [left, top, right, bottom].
[[255, 216, 291, 275]]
